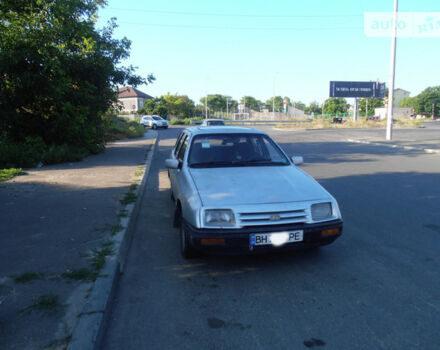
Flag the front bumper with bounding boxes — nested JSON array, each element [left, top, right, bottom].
[[185, 219, 343, 255]]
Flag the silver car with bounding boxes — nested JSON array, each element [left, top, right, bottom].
[[140, 115, 168, 129], [166, 126, 343, 258]]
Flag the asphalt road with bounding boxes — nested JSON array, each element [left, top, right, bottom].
[[101, 126, 440, 350]]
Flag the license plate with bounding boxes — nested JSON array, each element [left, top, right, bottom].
[[250, 231, 303, 246]]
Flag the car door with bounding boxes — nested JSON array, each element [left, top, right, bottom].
[[169, 133, 189, 200]]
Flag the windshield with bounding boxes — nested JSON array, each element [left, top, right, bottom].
[[188, 133, 290, 168], [153, 116, 162, 120]]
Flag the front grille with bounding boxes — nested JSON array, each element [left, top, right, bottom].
[[238, 209, 308, 227]]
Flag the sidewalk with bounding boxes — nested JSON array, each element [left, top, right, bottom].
[[0, 131, 157, 350]]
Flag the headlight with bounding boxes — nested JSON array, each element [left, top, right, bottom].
[[204, 209, 235, 227], [311, 203, 332, 220]]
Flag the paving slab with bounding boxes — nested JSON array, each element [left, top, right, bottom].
[[0, 131, 156, 350]]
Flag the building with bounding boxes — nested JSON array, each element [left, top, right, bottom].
[[393, 88, 410, 108], [374, 88, 412, 119], [117, 86, 153, 113]]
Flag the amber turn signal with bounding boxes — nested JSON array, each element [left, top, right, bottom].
[[321, 228, 341, 236], [200, 238, 226, 245]]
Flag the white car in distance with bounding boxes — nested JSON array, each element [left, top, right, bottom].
[[140, 115, 169, 129]]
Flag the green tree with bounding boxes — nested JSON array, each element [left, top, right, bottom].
[[304, 101, 322, 115], [265, 96, 284, 112], [200, 94, 228, 113], [400, 97, 415, 109], [323, 98, 349, 115], [162, 93, 195, 117], [292, 100, 306, 111], [0, 0, 152, 164], [359, 98, 384, 117], [240, 96, 263, 111], [404, 86, 440, 116]]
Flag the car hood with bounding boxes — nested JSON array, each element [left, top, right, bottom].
[[189, 166, 330, 207]]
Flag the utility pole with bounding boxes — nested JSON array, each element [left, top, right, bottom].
[[272, 97, 275, 119], [205, 95, 208, 119], [386, 0, 399, 140], [272, 73, 278, 120], [432, 103, 435, 119], [226, 96, 229, 119], [354, 98, 359, 121], [366, 99, 369, 119]]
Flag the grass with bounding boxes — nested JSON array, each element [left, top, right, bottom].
[[61, 268, 97, 282], [111, 223, 124, 236], [275, 118, 425, 130], [134, 165, 146, 177], [89, 240, 114, 271], [120, 190, 137, 205], [21, 294, 62, 316], [61, 240, 115, 282], [12, 272, 45, 283], [117, 209, 128, 217], [169, 117, 203, 125], [0, 168, 25, 182], [104, 116, 146, 141]]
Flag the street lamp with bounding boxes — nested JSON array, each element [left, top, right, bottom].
[[386, 0, 399, 140], [273, 72, 279, 119]]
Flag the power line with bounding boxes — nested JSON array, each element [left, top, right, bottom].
[[107, 7, 363, 19], [117, 21, 362, 32]]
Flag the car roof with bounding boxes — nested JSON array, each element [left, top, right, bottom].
[[185, 126, 266, 136]]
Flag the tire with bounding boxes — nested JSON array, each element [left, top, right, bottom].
[[179, 218, 198, 259], [152, 124, 157, 130]]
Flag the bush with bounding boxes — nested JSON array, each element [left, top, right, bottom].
[[0, 168, 24, 182], [103, 116, 145, 141], [0, 116, 146, 169], [0, 134, 91, 169], [169, 117, 203, 125], [0, 134, 47, 168], [43, 144, 89, 165]]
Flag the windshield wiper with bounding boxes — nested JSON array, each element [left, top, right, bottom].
[[189, 161, 234, 168], [232, 159, 288, 166]]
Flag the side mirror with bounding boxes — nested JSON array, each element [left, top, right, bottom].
[[165, 159, 179, 169], [291, 156, 304, 166]]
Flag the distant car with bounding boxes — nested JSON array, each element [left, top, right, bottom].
[[200, 119, 225, 126], [166, 126, 343, 258], [140, 115, 168, 129]]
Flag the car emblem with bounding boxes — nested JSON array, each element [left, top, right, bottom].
[[269, 214, 281, 221]]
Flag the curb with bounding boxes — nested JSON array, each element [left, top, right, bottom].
[[347, 138, 440, 154], [67, 131, 158, 350]]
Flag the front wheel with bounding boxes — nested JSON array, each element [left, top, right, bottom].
[[152, 124, 157, 130], [180, 220, 198, 259]]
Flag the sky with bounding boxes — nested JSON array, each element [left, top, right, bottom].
[[96, 0, 440, 105]]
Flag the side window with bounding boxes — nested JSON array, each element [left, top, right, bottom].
[[177, 136, 189, 162], [174, 133, 186, 156]]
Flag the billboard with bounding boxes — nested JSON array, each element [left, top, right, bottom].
[[330, 81, 386, 98]]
